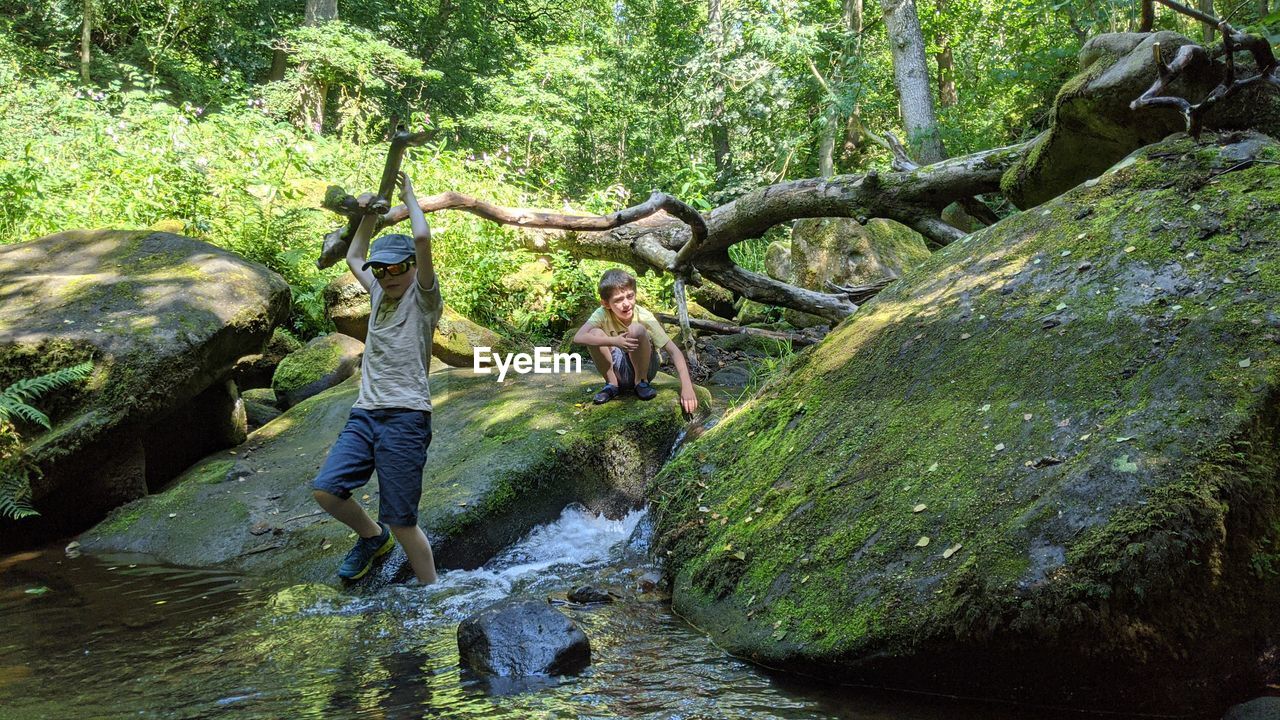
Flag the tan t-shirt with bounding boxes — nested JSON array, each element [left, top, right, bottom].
[[355, 274, 443, 411], [586, 304, 671, 349]]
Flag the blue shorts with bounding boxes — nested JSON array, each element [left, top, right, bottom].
[[611, 346, 660, 388], [312, 408, 432, 527]]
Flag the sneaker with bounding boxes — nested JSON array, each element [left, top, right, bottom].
[[634, 380, 657, 401], [593, 383, 620, 405], [338, 523, 395, 580]]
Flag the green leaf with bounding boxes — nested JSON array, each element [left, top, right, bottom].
[[1112, 455, 1138, 473]]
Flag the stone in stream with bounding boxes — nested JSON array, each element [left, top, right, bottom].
[[456, 599, 591, 679], [654, 132, 1280, 714], [566, 585, 613, 604]]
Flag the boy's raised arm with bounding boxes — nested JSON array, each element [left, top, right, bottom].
[[346, 198, 378, 292], [398, 172, 436, 290]]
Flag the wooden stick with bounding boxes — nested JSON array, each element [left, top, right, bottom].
[[654, 313, 820, 347]]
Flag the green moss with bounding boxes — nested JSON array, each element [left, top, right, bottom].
[[652, 133, 1280, 700], [272, 336, 348, 394]]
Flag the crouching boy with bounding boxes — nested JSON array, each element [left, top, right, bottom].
[[572, 268, 698, 414], [311, 172, 440, 584]]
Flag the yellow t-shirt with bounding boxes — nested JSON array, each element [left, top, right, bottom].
[[586, 304, 671, 349]]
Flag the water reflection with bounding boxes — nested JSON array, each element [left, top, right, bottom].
[[1, 508, 1153, 720]]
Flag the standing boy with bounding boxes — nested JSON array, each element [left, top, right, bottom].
[[311, 172, 440, 584], [573, 268, 699, 414]]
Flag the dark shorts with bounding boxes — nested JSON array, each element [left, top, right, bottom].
[[611, 346, 660, 388], [312, 408, 432, 527]]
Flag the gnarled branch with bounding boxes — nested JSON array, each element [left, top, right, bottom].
[[1132, 2, 1280, 137], [320, 140, 1031, 323]]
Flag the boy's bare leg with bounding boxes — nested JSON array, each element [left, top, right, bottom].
[[585, 344, 620, 385], [390, 523, 438, 584], [626, 323, 653, 381], [313, 490, 383, 537]]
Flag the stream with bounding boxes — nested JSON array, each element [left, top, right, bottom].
[[0, 502, 1158, 720]]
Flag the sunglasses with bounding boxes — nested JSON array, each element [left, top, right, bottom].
[[370, 259, 415, 279]]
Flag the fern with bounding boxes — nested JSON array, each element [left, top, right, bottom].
[[0, 462, 37, 519], [0, 361, 94, 520], [0, 361, 93, 429]]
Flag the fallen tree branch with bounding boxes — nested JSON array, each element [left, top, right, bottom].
[[318, 190, 706, 270], [319, 140, 1031, 322], [1132, 2, 1280, 137], [654, 313, 819, 347]]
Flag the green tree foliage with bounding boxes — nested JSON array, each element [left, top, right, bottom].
[[2, 0, 1277, 341], [263, 21, 440, 140], [0, 361, 93, 519]]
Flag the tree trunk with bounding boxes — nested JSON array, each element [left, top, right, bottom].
[[708, 0, 733, 186], [879, 0, 946, 164], [845, 0, 864, 34], [818, 117, 836, 177], [305, 0, 338, 25], [1198, 0, 1216, 42], [935, 0, 957, 107], [268, 49, 287, 81], [79, 0, 92, 84]]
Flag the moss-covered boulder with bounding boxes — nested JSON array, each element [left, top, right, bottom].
[[765, 239, 794, 285], [231, 327, 302, 390], [653, 132, 1280, 712], [271, 333, 363, 409], [784, 217, 931, 328], [323, 273, 506, 367], [79, 367, 710, 584], [0, 230, 289, 543], [690, 283, 738, 321], [1001, 32, 1280, 209]]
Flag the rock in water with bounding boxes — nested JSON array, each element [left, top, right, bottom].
[[457, 600, 591, 678], [654, 132, 1280, 713], [567, 585, 613, 604]]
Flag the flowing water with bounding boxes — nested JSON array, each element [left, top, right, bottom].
[[0, 505, 1162, 720]]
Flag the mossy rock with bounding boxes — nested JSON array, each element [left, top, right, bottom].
[[0, 230, 289, 545], [271, 333, 363, 409], [690, 283, 738, 320], [323, 273, 507, 367], [80, 368, 710, 584], [764, 239, 794, 285], [654, 132, 1280, 713], [232, 327, 303, 390], [784, 217, 929, 328], [1001, 31, 1280, 209]]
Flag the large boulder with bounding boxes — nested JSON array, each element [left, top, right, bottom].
[[654, 132, 1280, 713], [457, 600, 591, 678], [271, 332, 363, 409], [0, 230, 289, 542], [323, 273, 505, 367], [784, 217, 931, 328], [79, 366, 711, 583], [1002, 31, 1280, 209]]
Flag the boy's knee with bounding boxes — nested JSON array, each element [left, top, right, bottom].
[[626, 322, 646, 338], [312, 488, 340, 504]]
